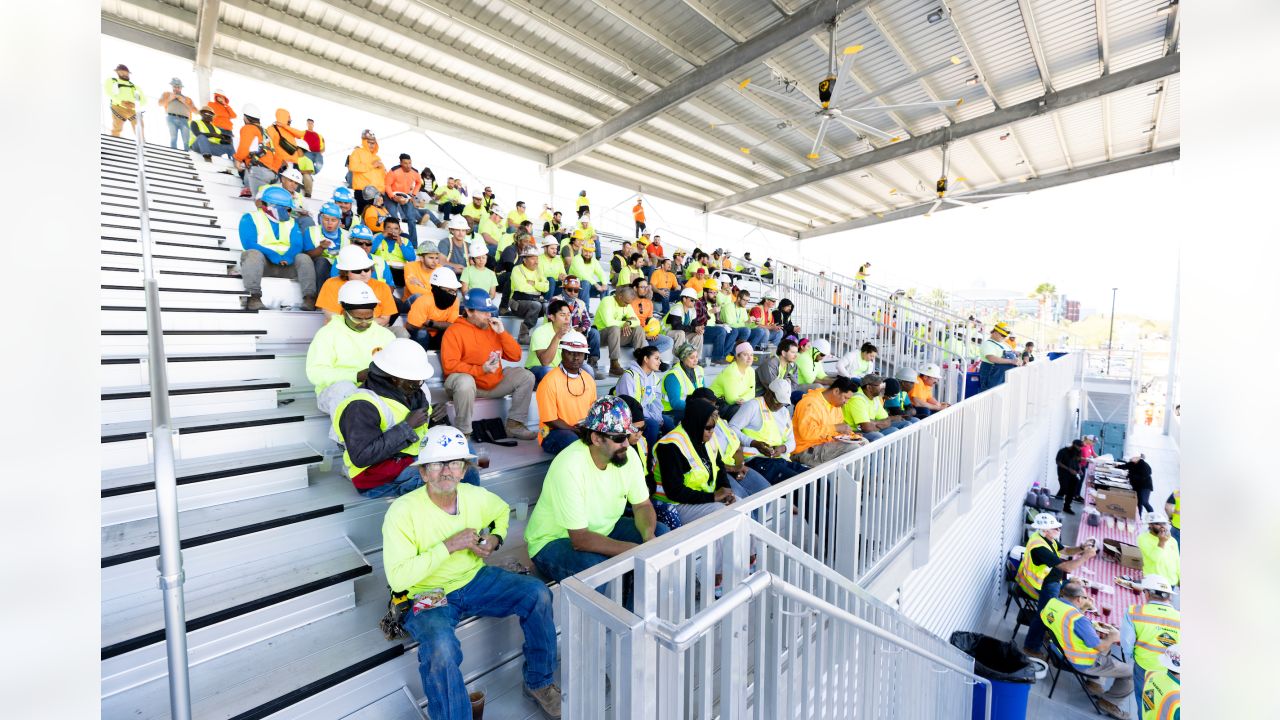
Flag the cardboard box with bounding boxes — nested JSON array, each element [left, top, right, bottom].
[[1102, 539, 1144, 570], [1093, 487, 1138, 519]]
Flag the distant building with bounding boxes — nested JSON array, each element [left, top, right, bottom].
[[1064, 300, 1081, 322]]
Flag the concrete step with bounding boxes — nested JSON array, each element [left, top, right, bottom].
[[101, 200, 220, 225], [102, 328, 262, 354], [101, 443, 321, 525], [101, 238, 236, 262], [101, 399, 328, 469], [101, 306, 325, 342], [100, 285, 249, 311], [102, 248, 237, 275], [100, 345, 307, 385], [101, 377, 291, 424], [101, 267, 245, 292]]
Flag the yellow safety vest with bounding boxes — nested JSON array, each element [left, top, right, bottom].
[[661, 364, 704, 412], [105, 77, 145, 105], [309, 226, 348, 261], [652, 425, 718, 503], [187, 119, 224, 146], [712, 419, 740, 461], [332, 390, 429, 479], [250, 209, 296, 256], [1141, 670, 1181, 720], [1127, 602, 1180, 671], [1015, 532, 1059, 600], [1169, 490, 1180, 529], [1041, 597, 1099, 668], [377, 234, 410, 268], [740, 397, 790, 460]]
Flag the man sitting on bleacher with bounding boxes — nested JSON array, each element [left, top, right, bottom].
[[568, 243, 607, 304], [405, 267, 461, 352], [791, 376, 866, 466], [756, 338, 800, 395], [629, 277, 674, 360], [384, 426, 561, 720], [440, 289, 537, 442], [842, 374, 910, 442], [909, 363, 950, 417], [316, 245, 397, 327], [308, 202, 347, 280], [306, 280, 394, 423], [796, 338, 834, 390], [525, 397, 665, 583], [664, 287, 704, 352], [729, 379, 809, 485], [332, 186, 356, 229], [536, 331, 596, 456], [509, 245, 549, 345], [549, 276, 602, 372], [238, 185, 316, 311], [595, 284, 646, 377]]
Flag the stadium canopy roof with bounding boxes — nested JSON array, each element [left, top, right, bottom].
[[103, 0, 1180, 238]]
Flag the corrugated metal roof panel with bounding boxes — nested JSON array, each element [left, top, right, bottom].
[[948, 0, 1047, 107], [1028, 0, 1102, 89], [1106, 0, 1170, 72], [1012, 114, 1068, 174], [1057, 99, 1107, 167]]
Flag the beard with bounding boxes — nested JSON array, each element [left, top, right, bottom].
[[608, 447, 630, 467]]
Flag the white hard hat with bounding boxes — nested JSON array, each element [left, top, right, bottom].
[[280, 167, 304, 184], [895, 366, 919, 382], [1139, 574, 1174, 594], [336, 244, 375, 271], [579, 214, 591, 223], [242, 103, 262, 119], [467, 241, 489, 258], [520, 246, 541, 258], [541, 236, 558, 248], [337, 280, 378, 306], [835, 351, 860, 378], [919, 363, 943, 380], [1031, 513, 1063, 530], [1143, 510, 1170, 525], [488, 204, 503, 216], [767, 378, 793, 404], [811, 338, 832, 356], [1159, 644, 1182, 672], [559, 331, 589, 353], [412, 425, 476, 466], [680, 287, 699, 299], [446, 215, 471, 232], [429, 267, 461, 289], [371, 338, 435, 381]]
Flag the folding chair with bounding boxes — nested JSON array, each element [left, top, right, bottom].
[[1042, 632, 1105, 715], [1007, 586, 1040, 642]]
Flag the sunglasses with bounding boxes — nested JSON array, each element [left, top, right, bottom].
[[352, 241, 374, 247], [348, 266, 373, 274], [602, 432, 629, 444]]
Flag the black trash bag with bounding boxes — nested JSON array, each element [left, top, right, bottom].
[[949, 632, 1038, 684]]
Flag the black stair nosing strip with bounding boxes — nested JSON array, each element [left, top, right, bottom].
[[100, 165, 197, 182], [102, 412, 302, 443], [102, 235, 229, 251], [101, 352, 273, 365], [101, 305, 255, 314], [226, 644, 409, 720], [101, 175, 205, 193], [99, 183, 209, 201], [101, 284, 247, 295], [101, 201, 217, 219], [101, 213, 221, 230], [102, 329, 264, 336], [102, 380, 289, 400], [100, 564, 374, 660], [102, 452, 324, 497], [99, 158, 195, 176], [99, 143, 193, 161], [98, 150, 195, 169], [100, 504, 346, 568], [98, 139, 192, 159], [101, 249, 234, 265], [101, 267, 242, 279], [100, 193, 210, 210]]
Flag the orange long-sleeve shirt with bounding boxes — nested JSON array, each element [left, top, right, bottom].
[[385, 166, 423, 198], [234, 123, 281, 171], [793, 388, 843, 455], [440, 319, 523, 391]]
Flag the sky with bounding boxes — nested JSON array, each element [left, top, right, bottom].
[[103, 35, 1178, 322]]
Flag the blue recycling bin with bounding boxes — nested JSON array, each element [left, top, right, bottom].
[[949, 632, 1037, 720], [1047, 351, 1068, 361], [964, 371, 982, 397]]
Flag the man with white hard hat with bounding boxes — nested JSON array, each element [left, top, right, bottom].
[[405, 267, 461, 352], [509, 245, 549, 345], [1041, 581, 1136, 719], [729, 378, 809, 485], [437, 215, 473, 275], [1140, 644, 1180, 720], [1122, 574, 1180, 713], [883, 366, 921, 422], [539, 235, 567, 299], [1137, 511, 1180, 590], [535, 331, 597, 455], [316, 242, 397, 326], [306, 280, 395, 421], [908, 363, 950, 417], [278, 167, 313, 230], [663, 287, 704, 352], [1017, 512, 1098, 660], [796, 338, 835, 389], [383, 425, 561, 720]]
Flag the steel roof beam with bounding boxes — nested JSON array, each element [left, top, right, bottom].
[[1015, 0, 1055, 93], [796, 146, 1179, 239], [547, 0, 872, 169], [1051, 112, 1074, 171], [938, 0, 1004, 109], [1147, 80, 1169, 153], [1095, 0, 1110, 75], [676, 0, 748, 43], [705, 53, 1179, 212]]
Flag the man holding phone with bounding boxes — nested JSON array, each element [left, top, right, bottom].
[[440, 289, 538, 442]]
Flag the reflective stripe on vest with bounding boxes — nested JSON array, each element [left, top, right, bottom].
[[332, 389, 429, 479], [1127, 602, 1181, 671], [1041, 598, 1099, 667], [250, 209, 295, 256], [652, 425, 717, 502], [188, 119, 224, 146], [713, 419, 740, 460], [1016, 532, 1058, 600], [1141, 671, 1181, 720], [740, 397, 788, 459], [661, 365, 704, 412], [309, 226, 348, 261]]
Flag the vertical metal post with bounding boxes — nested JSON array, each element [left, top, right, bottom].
[[1105, 287, 1117, 375], [193, 0, 221, 106], [1162, 254, 1180, 435], [911, 432, 936, 567], [133, 114, 194, 720]]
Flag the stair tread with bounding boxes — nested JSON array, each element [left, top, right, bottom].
[[102, 377, 290, 399], [101, 347, 302, 364], [101, 533, 369, 653], [101, 472, 352, 566], [102, 443, 322, 493], [101, 399, 321, 440]]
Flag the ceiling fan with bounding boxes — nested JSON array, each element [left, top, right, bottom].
[[892, 143, 1029, 216], [712, 22, 965, 161]]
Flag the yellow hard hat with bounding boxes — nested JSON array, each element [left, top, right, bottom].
[[644, 317, 661, 338], [992, 321, 1011, 337]]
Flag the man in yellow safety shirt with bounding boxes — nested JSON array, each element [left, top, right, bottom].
[[1122, 574, 1180, 713], [105, 63, 145, 136], [729, 379, 809, 485], [1163, 490, 1180, 545], [1018, 512, 1098, 660], [306, 281, 395, 423], [1137, 511, 1180, 591]]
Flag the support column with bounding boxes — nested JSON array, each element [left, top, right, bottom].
[[193, 0, 222, 106]]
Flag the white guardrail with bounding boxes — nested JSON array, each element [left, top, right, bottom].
[[560, 351, 1084, 719]]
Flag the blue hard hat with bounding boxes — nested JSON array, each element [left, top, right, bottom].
[[319, 202, 342, 219], [332, 186, 354, 203], [462, 288, 497, 313], [349, 224, 375, 241], [261, 185, 294, 209]]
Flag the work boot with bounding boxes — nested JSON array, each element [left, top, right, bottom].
[[1085, 680, 1106, 697], [300, 294, 317, 311], [522, 683, 561, 719], [202, 154, 212, 162], [245, 294, 265, 311], [238, 187, 252, 198], [1097, 699, 1131, 720], [505, 420, 537, 441], [469, 691, 485, 719], [609, 361, 625, 376], [1023, 648, 1047, 661]]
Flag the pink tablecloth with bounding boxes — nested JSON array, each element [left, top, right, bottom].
[[1075, 479, 1145, 617]]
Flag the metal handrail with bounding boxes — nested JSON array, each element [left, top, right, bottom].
[[129, 116, 194, 720]]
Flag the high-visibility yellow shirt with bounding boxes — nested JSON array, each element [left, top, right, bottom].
[[382, 484, 511, 595]]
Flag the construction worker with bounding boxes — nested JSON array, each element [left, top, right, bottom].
[[188, 105, 233, 162], [1137, 511, 1180, 591], [1164, 490, 1180, 545], [209, 89, 236, 134], [405, 267, 461, 352], [308, 202, 349, 279], [575, 189, 591, 218], [1122, 575, 1180, 713], [305, 281, 395, 425], [349, 129, 387, 214], [978, 321, 1022, 391], [1018, 513, 1098, 660], [1140, 644, 1180, 720], [796, 338, 834, 390], [157, 77, 196, 150], [332, 186, 356, 229], [383, 424, 561, 720], [1041, 582, 1135, 719], [105, 64, 145, 136], [237, 186, 315, 311], [729, 379, 809, 485], [632, 198, 646, 237], [233, 104, 280, 199]]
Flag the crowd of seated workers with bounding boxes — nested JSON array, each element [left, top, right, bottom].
[[116, 68, 998, 720]]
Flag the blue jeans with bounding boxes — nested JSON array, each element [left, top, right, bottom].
[[403, 566, 556, 720], [166, 114, 190, 149], [761, 328, 783, 347], [1171, 527, 1180, 546], [747, 456, 811, 485], [730, 468, 772, 497], [191, 136, 233, 158], [1134, 664, 1147, 714], [746, 327, 768, 350], [544, 278, 560, 301], [532, 517, 669, 584], [1023, 580, 1061, 651], [703, 326, 728, 360], [648, 333, 674, 359], [356, 456, 480, 498], [541, 428, 578, 455], [719, 327, 750, 359], [387, 201, 420, 245], [642, 413, 675, 448], [303, 150, 324, 174]]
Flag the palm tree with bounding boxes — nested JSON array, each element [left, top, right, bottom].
[[1029, 283, 1057, 346], [927, 288, 949, 309]]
